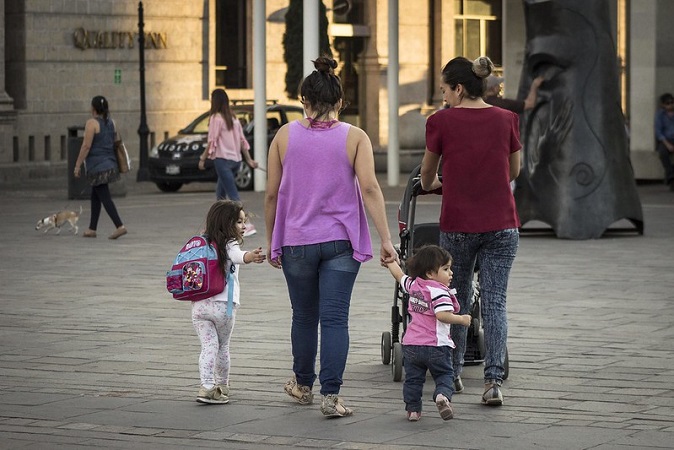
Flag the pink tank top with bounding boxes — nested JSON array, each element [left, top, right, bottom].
[[270, 121, 373, 262]]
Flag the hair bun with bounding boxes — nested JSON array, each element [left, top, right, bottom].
[[471, 56, 494, 79], [313, 56, 337, 74]]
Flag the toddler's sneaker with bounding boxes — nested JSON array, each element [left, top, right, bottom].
[[482, 380, 503, 406], [435, 394, 454, 420], [196, 385, 229, 404], [407, 411, 421, 422], [320, 394, 353, 417], [243, 223, 257, 237], [284, 377, 313, 405]]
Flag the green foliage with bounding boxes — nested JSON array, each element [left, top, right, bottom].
[[283, 0, 332, 99]]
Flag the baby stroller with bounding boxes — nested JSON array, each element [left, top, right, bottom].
[[380, 165, 509, 382]]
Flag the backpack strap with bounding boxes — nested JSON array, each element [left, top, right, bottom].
[[207, 234, 235, 316], [226, 264, 235, 317]]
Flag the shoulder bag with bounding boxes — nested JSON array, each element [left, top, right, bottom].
[[113, 124, 131, 173]]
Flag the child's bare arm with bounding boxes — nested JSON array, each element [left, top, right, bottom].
[[436, 311, 471, 326], [244, 247, 267, 264], [385, 260, 405, 284]]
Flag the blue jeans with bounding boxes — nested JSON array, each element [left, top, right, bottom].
[[402, 345, 454, 413], [656, 141, 674, 184], [439, 228, 519, 382], [281, 240, 361, 395], [214, 158, 241, 201]]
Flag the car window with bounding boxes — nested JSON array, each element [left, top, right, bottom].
[[266, 112, 282, 133], [285, 110, 304, 123], [235, 111, 253, 128], [192, 115, 210, 134]]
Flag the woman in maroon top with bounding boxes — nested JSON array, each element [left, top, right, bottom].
[[420, 56, 521, 407]]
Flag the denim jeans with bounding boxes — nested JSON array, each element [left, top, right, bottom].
[[214, 158, 241, 201], [281, 240, 361, 395], [439, 228, 519, 382], [656, 141, 674, 184], [402, 345, 454, 413]]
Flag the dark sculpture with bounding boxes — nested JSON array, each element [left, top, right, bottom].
[[515, 0, 643, 239]]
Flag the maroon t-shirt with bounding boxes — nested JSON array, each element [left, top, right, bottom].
[[425, 107, 521, 233]]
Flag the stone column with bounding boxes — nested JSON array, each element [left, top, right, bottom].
[[629, 0, 662, 179], [502, 0, 526, 99], [0, 0, 18, 164], [360, 0, 381, 150]]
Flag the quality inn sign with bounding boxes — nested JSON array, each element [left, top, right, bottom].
[[73, 28, 167, 50]]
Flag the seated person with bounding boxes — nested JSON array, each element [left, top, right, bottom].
[[655, 92, 674, 190]]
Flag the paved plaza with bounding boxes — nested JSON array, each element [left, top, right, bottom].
[[1, 174, 673, 449]]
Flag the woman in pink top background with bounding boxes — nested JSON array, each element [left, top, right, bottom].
[[199, 88, 259, 236], [264, 56, 397, 418]]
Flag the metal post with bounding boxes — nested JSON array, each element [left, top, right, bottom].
[[253, 0, 267, 192], [303, 0, 319, 77], [136, 1, 150, 182], [387, 0, 400, 186]]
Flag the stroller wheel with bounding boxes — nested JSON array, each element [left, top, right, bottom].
[[392, 342, 404, 382], [471, 318, 480, 335], [478, 328, 486, 360], [381, 332, 392, 365]]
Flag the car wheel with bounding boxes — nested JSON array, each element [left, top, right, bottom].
[[155, 182, 183, 193], [236, 163, 254, 191]]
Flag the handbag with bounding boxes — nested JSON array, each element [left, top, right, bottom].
[[114, 131, 131, 173]]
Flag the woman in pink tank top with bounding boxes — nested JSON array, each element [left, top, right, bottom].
[[264, 56, 397, 418]]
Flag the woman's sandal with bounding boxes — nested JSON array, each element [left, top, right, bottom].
[[108, 226, 127, 240]]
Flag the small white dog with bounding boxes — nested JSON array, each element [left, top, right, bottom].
[[35, 206, 82, 235]]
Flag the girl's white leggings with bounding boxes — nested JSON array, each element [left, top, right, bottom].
[[191, 299, 237, 388]]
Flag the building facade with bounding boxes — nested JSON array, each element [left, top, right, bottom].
[[1, 0, 672, 185]]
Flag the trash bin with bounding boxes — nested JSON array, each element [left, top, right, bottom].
[[68, 126, 90, 200]]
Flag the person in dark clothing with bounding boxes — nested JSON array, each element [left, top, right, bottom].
[[655, 92, 674, 190], [484, 74, 544, 114], [74, 96, 127, 239]]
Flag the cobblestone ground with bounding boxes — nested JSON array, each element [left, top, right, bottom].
[[1, 176, 672, 449]]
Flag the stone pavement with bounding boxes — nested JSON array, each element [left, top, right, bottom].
[[1, 175, 673, 449]]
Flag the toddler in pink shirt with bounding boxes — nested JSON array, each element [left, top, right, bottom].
[[384, 245, 471, 421]]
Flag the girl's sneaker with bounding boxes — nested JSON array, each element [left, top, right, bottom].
[[196, 385, 229, 404], [407, 411, 421, 422], [435, 394, 454, 420], [482, 380, 503, 406], [284, 377, 313, 405], [320, 394, 353, 417]]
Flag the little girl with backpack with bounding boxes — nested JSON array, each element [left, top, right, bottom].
[[191, 200, 265, 404]]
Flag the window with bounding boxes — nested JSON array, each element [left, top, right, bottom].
[[215, 0, 250, 88], [454, 0, 502, 66]]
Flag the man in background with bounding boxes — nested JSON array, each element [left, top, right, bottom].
[[484, 75, 544, 114], [655, 92, 674, 191]]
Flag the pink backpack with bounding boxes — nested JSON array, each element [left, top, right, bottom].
[[166, 235, 226, 302]]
